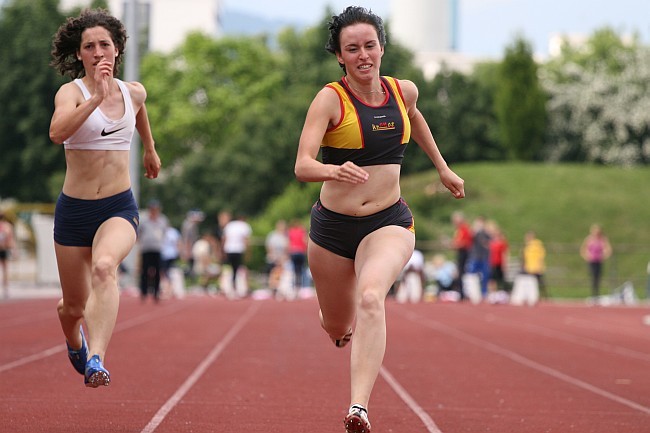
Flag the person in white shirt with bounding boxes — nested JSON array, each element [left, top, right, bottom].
[[222, 215, 252, 297]]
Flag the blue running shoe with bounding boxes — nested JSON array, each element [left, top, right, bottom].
[[66, 327, 88, 375], [84, 354, 110, 388]]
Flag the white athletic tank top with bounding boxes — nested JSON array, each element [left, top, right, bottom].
[[63, 78, 135, 151]]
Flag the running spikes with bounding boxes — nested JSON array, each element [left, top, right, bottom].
[[344, 404, 371, 433], [84, 354, 110, 388]]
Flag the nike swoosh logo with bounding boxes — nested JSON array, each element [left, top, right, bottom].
[[101, 127, 126, 136]]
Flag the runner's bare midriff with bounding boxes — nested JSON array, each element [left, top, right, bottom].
[[320, 164, 401, 216], [61, 149, 131, 199]]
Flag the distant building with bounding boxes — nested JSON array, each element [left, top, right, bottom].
[[390, 0, 458, 53], [389, 0, 481, 78], [59, 0, 221, 53]]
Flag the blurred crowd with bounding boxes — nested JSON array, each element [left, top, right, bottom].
[[131, 201, 312, 303], [0, 201, 631, 305], [391, 211, 557, 305]]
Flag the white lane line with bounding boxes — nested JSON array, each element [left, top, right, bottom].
[[0, 299, 198, 374], [483, 314, 650, 363], [402, 311, 650, 416], [380, 366, 444, 433], [563, 315, 650, 342], [0, 311, 53, 329], [140, 301, 261, 433]]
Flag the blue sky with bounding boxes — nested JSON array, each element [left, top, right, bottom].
[[222, 0, 650, 57]]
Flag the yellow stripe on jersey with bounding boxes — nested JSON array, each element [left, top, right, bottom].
[[383, 77, 411, 144], [322, 81, 364, 149], [321, 77, 410, 150]]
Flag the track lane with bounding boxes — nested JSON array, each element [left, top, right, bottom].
[[2, 296, 649, 432], [384, 302, 650, 433]]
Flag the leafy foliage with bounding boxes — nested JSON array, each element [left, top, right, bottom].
[[141, 13, 437, 223], [407, 65, 501, 171], [495, 36, 547, 161], [0, 0, 66, 201], [541, 29, 650, 165], [1, 0, 647, 224]]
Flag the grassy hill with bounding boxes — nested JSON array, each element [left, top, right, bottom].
[[401, 162, 650, 298]]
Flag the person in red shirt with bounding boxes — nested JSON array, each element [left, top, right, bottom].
[[452, 211, 472, 298], [287, 220, 308, 290], [487, 220, 509, 295]]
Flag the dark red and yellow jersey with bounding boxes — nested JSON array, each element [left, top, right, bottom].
[[321, 76, 411, 167]]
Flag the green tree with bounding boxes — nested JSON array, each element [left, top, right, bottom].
[[141, 12, 433, 223], [140, 33, 295, 218], [541, 28, 649, 165], [408, 65, 500, 170], [494, 36, 547, 161], [0, 0, 66, 201]]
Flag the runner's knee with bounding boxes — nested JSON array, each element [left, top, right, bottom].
[[358, 289, 384, 319], [58, 298, 85, 320], [92, 255, 118, 286]]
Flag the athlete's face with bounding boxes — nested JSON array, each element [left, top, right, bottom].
[[77, 26, 119, 76], [336, 23, 384, 81]]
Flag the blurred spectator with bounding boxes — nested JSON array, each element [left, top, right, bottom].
[[223, 214, 252, 298], [138, 200, 169, 302], [522, 230, 547, 298], [451, 211, 472, 298], [425, 253, 459, 302], [396, 249, 425, 303], [487, 220, 509, 294], [467, 216, 491, 298], [212, 210, 231, 266], [160, 225, 181, 298], [0, 211, 16, 299], [192, 231, 220, 294], [265, 220, 289, 289], [580, 224, 612, 298], [287, 219, 308, 290], [180, 209, 204, 277]]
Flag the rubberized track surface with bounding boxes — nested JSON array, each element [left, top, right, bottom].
[[1, 296, 649, 432]]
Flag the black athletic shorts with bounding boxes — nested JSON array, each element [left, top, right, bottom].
[[54, 189, 139, 247], [309, 198, 415, 259]]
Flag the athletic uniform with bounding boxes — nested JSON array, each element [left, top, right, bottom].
[[54, 79, 139, 247], [310, 76, 415, 259]]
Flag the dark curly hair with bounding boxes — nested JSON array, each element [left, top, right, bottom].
[[50, 8, 128, 79], [325, 6, 386, 73]]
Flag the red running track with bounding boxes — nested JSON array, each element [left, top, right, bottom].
[[1, 295, 649, 432]]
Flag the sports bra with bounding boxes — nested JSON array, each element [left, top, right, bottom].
[[321, 76, 411, 167], [63, 78, 135, 151]]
